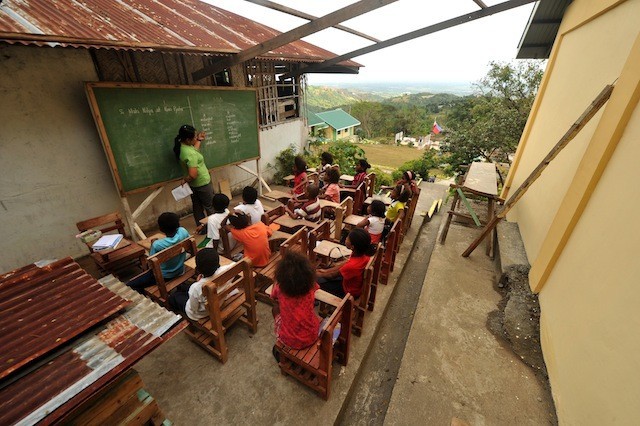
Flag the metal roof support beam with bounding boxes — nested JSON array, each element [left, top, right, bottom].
[[282, 0, 537, 79], [243, 0, 380, 43], [472, 0, 488, 8], [191, 0, 398, 81]]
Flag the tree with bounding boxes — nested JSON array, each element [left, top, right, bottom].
[[441, 60, 544, 169]]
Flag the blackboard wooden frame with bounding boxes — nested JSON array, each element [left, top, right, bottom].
[[85, 82, 261, 196]]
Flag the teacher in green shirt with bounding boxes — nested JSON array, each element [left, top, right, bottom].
[[173, 124, 215, 227]]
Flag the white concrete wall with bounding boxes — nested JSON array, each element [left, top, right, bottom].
[[0, 45, 306, 273]]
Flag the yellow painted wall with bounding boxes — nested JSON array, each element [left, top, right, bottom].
[[507, 0, 638, 262], [504, 0, 640, 423], [539, 101, 640, 424]]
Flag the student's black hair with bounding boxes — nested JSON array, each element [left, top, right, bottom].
[[242, 186, 258, 204], [396, 184, 411, 203], [228, 212, 250, 229], [321, 152, 333, 165], [212, 193, 230, 213], [158, 212, 180, 237], [173, 124, 196, 160], [348, 228, 371, 256], [195, 248, 220, 277], [294, 156, 307, 174], [326, 168, 340, 184], [274, 251, 316, 297], [402, 170, 415, 182], [306, 184, 320, 199], [357, 159, 371, 171], [370, 200, 386, 218]]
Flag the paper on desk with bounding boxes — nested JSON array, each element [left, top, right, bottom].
[[172, 183, 193, 201], [93, 234, 123, 250]]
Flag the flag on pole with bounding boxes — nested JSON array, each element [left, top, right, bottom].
[[432, 121, 443, 134]]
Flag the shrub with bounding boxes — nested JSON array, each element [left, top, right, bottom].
[[370, 167, 393, 191], [272, 145, 298, 184], [392, 150, 441, 181]]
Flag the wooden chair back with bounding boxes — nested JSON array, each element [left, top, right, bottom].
[[280, 227, 308, 256], [145, 237, 197, 305], [367, 243, 384, 312], [275, 292, 353, 400], [380, 218, 402, 285], [307, 172, 320, 187], [261, 205, 286, 225], [352, 249, 378, 337], [76, 212, 145, 277], [403, 187, 421, 234], [76, 212, 127, 238], [308, 220, 331, 264], [185, 259, 257, 363], [352, 181, 366, 215], [365, 172, 376, 198]]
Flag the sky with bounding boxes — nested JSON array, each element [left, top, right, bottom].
[[203, 0, 537, 86]]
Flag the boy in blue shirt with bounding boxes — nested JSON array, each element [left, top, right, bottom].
[[127, 212, 190, 292]]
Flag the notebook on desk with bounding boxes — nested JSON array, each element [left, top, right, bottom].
[[92, 234, 123, 250]]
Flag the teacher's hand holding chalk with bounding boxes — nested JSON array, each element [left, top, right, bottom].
[[173, 124, 215, 229]]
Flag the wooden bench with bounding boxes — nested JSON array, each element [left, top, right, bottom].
[[142, 237, 197, 307], [254, 228, 309, 304], [366, 243, 384, 312], [352, 246, 381, 337], [184, 259, 257, 364], [274, 291, 353, 400], [76, 212, 146, 278]]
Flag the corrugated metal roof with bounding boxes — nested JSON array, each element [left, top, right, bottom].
[[0, 267, 185, 425], [316, 108, 361, 131], [0, 0, 361, 68], [0, 257, 131, 381], [307, 112, 325, 127], [516, 0, 572, 59]]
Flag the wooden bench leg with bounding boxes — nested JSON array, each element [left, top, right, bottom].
[[439, 190, 459, 244]]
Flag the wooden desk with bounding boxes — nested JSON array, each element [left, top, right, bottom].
[[262, 190, 292, 202], [185, 254, 232, 270], [463, 162, 498, 196], [340, 174, 354, 183], [314, 240, 351, 260], [283, 174, 295, 186], [343, 214, 365, 228], [273, 215, 319, 233], [364, 196, 392, 206], [318, 199, 340, 209], [138, 233, 165, 251], [89, 238, 132, 260]]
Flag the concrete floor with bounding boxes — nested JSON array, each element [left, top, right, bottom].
[[78, 184, 557, 425], [384, 221, 556, 425]]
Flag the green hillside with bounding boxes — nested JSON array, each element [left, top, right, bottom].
[[306, 86, 385, 113]]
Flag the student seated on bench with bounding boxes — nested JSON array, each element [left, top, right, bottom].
[[317, 228, 371, 299], [234, 186, 264, 224], [225, 212, 273, 267], [382, 184, 410, 240], [271, 251, 320, 357], [357, 199, 386, 244], [168, 248, 235, 319], [347, 159, 370, 188], [202, 193, 233, 253], [321, 168, 341, 203], [127, 212, 189, 293], [381, 170, 419, 197], [285, 184, 321, 222]]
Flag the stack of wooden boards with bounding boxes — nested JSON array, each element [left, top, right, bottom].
[[0, 258, 185, 425]]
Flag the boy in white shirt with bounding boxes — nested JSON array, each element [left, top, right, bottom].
[[234, 186, 264, 224], [203, 193, 234, 253], [168, 248, 235, 320]]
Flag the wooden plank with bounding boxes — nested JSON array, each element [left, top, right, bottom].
[[456, 188, 481, 227], [192, 0, 399, 80], [462, 84, 615, 257]]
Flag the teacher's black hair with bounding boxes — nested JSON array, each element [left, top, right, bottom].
[[173, 124, 196, 160]]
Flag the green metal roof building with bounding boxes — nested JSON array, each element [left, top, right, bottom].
[[308, 108, 360, 141]]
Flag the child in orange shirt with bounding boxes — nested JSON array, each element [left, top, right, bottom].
[[225, 212, 273, 267], [321, 168, 341, 203]]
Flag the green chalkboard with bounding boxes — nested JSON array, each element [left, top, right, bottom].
[[85, 82, 260, 195]]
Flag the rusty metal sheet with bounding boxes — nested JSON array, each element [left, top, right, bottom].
[[0, 0, 360, 67], [0, 258, 131, 381]]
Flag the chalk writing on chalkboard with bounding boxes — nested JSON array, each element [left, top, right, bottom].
[[86, 83, 260, 195]]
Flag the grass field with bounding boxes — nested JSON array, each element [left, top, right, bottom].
[[360, 144, 424, 169]]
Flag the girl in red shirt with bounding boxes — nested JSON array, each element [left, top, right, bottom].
[[317, 228, 371, 299], [291, 156, 308, 199], [271, 251, 320, 351]]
